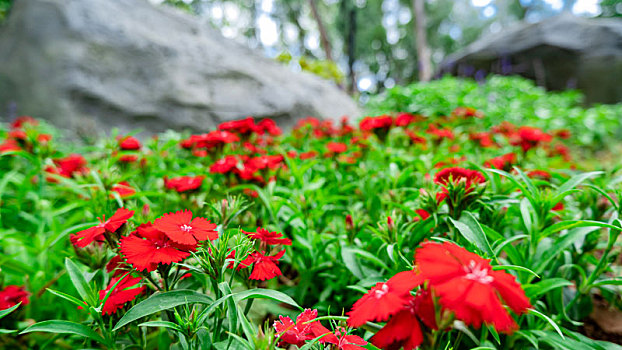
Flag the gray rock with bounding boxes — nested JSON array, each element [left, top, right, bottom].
[[0, 0, 360, 136], [438, 14, 622, 104]]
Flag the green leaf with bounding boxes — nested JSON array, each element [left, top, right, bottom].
[[449, 212, 495, 259], [523, 278, 573, 298], [529, 309, 564, 339], [20, 320, 107, 345], [552, 171, 603, 205], [591, 278, 622, 287], [492, 265, 539, 279], [64, 258, 95, 304], [138, 321, 183, 332], [113, 290, 213, 331], [539, 220, 619, 239], [233, 289, 301, 310], [0, 303, 21, 320], [46, 289, 85, 308]]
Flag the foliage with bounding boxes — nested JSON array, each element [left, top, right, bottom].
[[0, 79, 621, 349], [366, 75, 622, 151]]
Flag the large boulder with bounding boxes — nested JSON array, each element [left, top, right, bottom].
[[0, 0, 360, 135], [438, 14, 622, 104]]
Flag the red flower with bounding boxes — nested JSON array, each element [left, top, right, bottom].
[[359, 115, 393, 131], [415, 241, 532, 333], [120, 223, 192, 272], [37, 134, 52, 144], [469, 132, 497, 148], [326, 142, 347, 154], [394, 113, 420, 127], [219, 117, 257, 135], [434, 167, 485, 192], [153, 210, 218, 245], [257, 118, 282, 136], [164, 175, 204, 193], [239, 250, 285, 280], [0, 139, 21, 153], [106, 255, 127, 276], [242, 227, 292, 246], [527, 170, 551, 180], [316, 326, 367, 350], [485, 153, 517, 171], [11, 116, 38, 129], [347, 270, 421, 327], [299, 151, 318, 160], [50, 154, 89, 178], [210, 155, 239, 174], [111, 181, 136, 198], [274, 309, 321, 347], [452, 107, 483, 119], [427, 125, 455, 140], [98, 275, 145, 315], [510, 126, 552, 152], [119, 154, 139, 163], [8, 130, 26, 140], [118, 136, 141, 150], [246, 155, 284, 171], [552, 202, 564, 211], [404, 130, 427, 146], [414, 209, 430, 221], [70, 208, 134, 248], [370, 296, 424, 350], [0, 285, 30, 310], [554, 129, 571, 139]]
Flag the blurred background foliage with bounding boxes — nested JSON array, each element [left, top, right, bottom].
[[152, 0, 619, 97], [1, 0, 620, 95]]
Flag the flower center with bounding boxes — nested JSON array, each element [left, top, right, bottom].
[[464, 260, 494, 284], [374, 283, 390, 299], [180, 224, 193, 232]]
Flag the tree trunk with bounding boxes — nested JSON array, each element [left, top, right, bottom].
[[346, 2, 357, 94], [412, 0, 432, 82], [308, 0, 334, 62]]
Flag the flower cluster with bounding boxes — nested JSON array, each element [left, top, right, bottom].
[[346, 242, 531, 349]]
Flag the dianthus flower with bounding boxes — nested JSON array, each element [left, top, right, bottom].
[[404, 130, 426, 146], [370, 290, 437, 350], [394, 112, 420, 127], [299, 151, 318, 160], [11, 116, 38, 129], [359, 115, 393, 131], [274, 309, 321, 347], [99, 275, 145, 315], [0, 285, 30, 310], [246, 155, 284, 171], [70, 208, 134, 248], [257, 118, 282, 136], [485, 153, 517, 171], [434, 167, 485, 192], [527, 170, 551, 180], [347, 270, 421, 327], [452, 107, 483, 118], [326, 142, 347, 154], [510, 126, 552, 152], [0, 138, 21, 153], [164, 175, 204, 193], [118, 136, 141, 150], [49, 154, 89, 178], [427, 125, 455, 140], [415, 241, 531, 333], [111, 181, 136, 198], [469, 132, 497, 148], [210, 155, 239, 174], [218, 117, 257, 135], [315, 326, 367, 350], [242, 227, 292, 246], [153, 210, 218, 245], [239, 250, 285, 281], [120, 223, 193, 272]]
